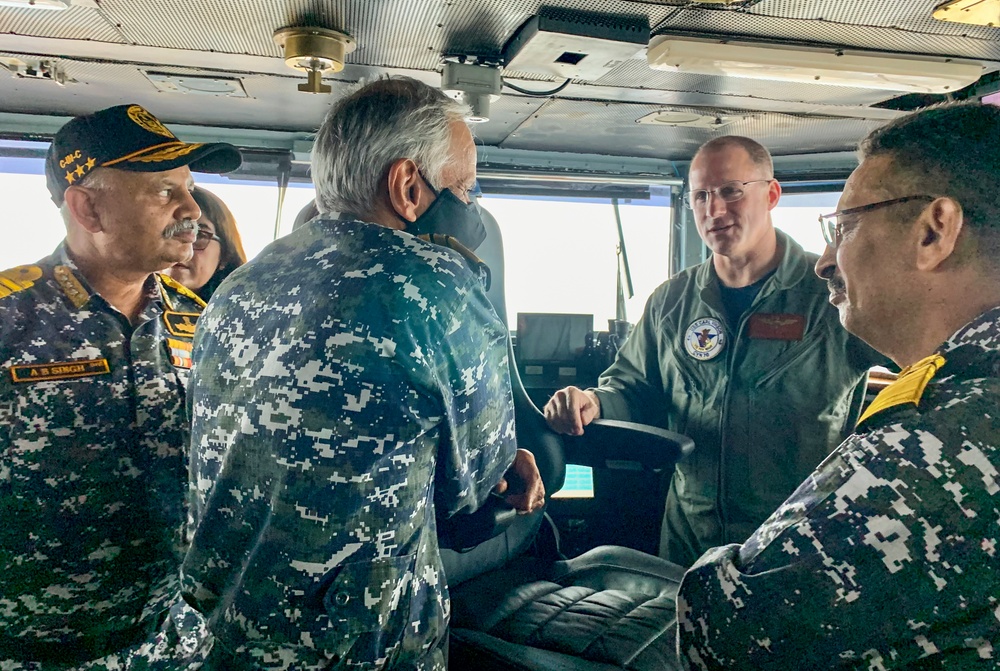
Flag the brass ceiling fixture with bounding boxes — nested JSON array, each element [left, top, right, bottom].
[[273, 26, 356, 94]]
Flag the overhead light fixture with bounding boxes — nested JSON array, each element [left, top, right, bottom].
[[273, 26, 355, 94], [933, 0, 1000, 27], [441, 61, 502, 123], [647, 36, 985, 94], [0, 0, 71, 9]]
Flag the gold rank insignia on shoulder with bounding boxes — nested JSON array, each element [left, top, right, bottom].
[[858, 353, 945, 426], [54, 265, 91, 308], [157, 273, 207, 308], [163, 311, 199, 338], [0, 265, 43, 300], [10, 357, 111, 383]]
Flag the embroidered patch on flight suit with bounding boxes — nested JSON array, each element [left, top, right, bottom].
[[166, 337, 193, 369], [747, 313, 806, 341], [10, 358, 111, 383], [684, 317, 725, 361], [0, 265, 43, 299], [857, 353, 945, 426], [54, 265, 91, 308], [163, 311, 199, 338]]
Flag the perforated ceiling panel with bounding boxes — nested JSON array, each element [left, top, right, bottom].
[[498, 97, 887, 160], [88, 0, 684, 69], [0, 5, 126, 42]]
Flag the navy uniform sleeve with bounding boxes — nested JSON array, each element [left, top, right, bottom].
[[677, 379, 1000, 669], [592, 285, 669, 424], [393, 254, 516, 517]]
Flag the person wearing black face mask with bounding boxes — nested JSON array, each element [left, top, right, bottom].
[[402, 171, 488, 252], [181, 77, 544, 671]]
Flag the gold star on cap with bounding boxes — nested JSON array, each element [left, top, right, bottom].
[[65, 171, 76, 184]]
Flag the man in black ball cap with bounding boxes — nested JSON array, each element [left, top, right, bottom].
[[0, 104, 240, 669]]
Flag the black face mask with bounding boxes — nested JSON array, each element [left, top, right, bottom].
[[403, 174, 487, 251]]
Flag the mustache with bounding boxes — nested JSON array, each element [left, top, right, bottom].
[[827, 276, 846, 294], [162, 219, 198, 239]]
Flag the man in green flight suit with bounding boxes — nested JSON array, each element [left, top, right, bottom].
[[545, 136, 879, 566]]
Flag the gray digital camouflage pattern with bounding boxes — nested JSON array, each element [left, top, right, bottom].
[[677, 305, 1000, 669], [0, 244, 208, 669], [181, 217, 517, 670]]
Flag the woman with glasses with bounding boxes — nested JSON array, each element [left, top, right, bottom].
[[166, 186, 247, 301]]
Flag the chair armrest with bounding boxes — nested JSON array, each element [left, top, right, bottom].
[[562, 418, 694, 471], [437, 493, 519, 551]]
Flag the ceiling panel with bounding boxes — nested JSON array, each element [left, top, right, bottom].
[[0, 57, 340, 134], [0, 5, 125, 42], [468, 95, 550, 145], [499, 98, 886, 160]]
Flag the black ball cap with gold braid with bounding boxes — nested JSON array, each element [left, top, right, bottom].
[[45, 103, 242, 205]]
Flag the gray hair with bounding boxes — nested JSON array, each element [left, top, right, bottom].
[[59, 167, 113, 227], [694, 135, 774, 178], [311, 77, 470, 216]]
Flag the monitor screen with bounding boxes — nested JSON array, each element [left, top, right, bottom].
[[516, 313, 593, 364]]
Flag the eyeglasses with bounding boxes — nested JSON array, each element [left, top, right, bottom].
[[683, 179, 772, 209], [818, 195, 936, 247], [192, 226, 221, 251]]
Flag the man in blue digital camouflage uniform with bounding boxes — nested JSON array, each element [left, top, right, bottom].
[[678, 103, 1000, 669], [0, 104, 240, 669], [181, 77, 545, 671], [545, 135, 880, 566]]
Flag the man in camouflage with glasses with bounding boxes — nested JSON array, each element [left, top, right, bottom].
[[545, 135, 879, 566], [0, 105, 241, 668], [678, 102, 1000, 669]]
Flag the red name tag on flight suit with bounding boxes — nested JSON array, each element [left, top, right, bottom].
[[747, 313, 806, 340]]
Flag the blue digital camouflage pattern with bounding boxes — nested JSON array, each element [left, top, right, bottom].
[[677, 305, 1000, 669], [181, 217, 517, 670], [0, 243, 208, 669]]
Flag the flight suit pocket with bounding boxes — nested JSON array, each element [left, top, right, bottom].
[[746, 336, 835, 514], [322, 553, 417, 636]]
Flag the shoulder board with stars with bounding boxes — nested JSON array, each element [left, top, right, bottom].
[[53, 265, 90, 308]]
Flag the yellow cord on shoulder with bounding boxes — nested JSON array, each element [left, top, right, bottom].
[[858, 354, 945, 426]]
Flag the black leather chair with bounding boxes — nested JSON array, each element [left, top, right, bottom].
[[438, 206, 693, 671]]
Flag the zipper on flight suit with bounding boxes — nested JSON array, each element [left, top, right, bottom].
[[716, 279, 777, 545]]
